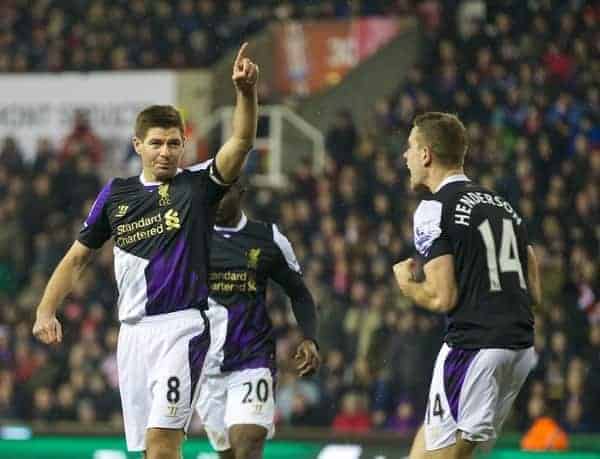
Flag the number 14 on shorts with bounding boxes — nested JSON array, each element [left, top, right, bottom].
[[426, 393, 445, 424]]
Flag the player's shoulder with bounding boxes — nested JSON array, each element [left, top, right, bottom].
[[174, 161, 212, 184], [243, 218, 276, 241], [413, 197, 444, 254], [434, 179, 479, 202], [101, 175, 141, 199], [184, 159, 213, 174], [112, 175, 140, 187], [244, 219, 297, 253]]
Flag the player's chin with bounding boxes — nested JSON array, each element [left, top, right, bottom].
[[154, 165, 177, 180]]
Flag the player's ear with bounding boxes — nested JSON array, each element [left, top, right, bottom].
[[132, 136, 143, 156], [421, 145, 433, 167]]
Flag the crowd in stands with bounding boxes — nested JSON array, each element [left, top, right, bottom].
[[1, 0, 417, 72], [0, 0, 598, 438]]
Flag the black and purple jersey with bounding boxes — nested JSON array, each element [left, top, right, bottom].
[[209, 214, 316, 373], [78, 161, 229, 322]]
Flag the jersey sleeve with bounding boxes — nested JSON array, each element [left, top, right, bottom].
[[78, 179, 113, 249], [186, 159, 231, 205], [413, 199, 452, 262], [269, 224, 318, 342], [271, 224, 302, 274]]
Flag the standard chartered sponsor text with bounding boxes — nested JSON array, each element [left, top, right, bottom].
[[116, 225, 165, 246], [117, 213, 162, 235], [116, 212, 166, 247], [209, 271, 248, 282]]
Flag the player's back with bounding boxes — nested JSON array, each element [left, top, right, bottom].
[[416, 178, 534, 349]]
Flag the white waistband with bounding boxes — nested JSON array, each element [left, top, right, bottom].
[[121, 308, 203, 326]]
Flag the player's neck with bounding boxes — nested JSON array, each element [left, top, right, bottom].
[[216, 211, 243, 228], [142, 168, 159, 183], [427, 168, 465, 193]]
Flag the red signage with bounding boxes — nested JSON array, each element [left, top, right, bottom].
[[274, 18, 402, 95]]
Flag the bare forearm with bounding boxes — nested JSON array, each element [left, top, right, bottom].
[[527, 246, 542, 308], [402, 279, 443, 312], [394, 255, 457, 314], [216, 89, 257, 182], [232, 88, 257, 145], [37, 259, 77, 316], [37, 248, 91, 317]]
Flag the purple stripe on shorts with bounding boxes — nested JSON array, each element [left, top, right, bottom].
[[444, 347, 479, 422], [85, 179, 113, 227], [188, 317, 210, 404]]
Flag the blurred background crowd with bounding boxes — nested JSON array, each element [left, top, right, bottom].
[[0, 0, 598, 438], [1, 0, 418, 72]]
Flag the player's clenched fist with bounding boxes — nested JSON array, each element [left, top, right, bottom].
[[32, 313, 63, 344], [294, 339, 321, 377], [393, 258, 417, 292], [232, 42, 259, 93]]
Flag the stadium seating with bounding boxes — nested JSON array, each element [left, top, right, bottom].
[[0, 0, 598, 435]]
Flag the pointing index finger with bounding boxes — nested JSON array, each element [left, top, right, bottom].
[[234, 42, 249, 66]]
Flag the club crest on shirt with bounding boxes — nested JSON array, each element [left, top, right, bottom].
[[115, 204, 128, 218], [158, 183, 171, 206], [164, 209, 181, 231], [247, 248, 261, 269]]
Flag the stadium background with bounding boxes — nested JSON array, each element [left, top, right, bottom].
[[0, 1, 598, 458]]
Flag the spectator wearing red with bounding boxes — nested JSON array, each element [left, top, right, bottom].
[[333, 391, 372, 433], [60, 110, 104, 165]]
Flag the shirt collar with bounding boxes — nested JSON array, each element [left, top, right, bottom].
[[139, 168, 182, 186], [435, 174, 470, 193], [214, 212, 248, 232]]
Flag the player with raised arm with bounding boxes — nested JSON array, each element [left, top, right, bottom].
[[197, 183, 320, 459], [393, 112, 541, 459], [32, 44, 259, 459]]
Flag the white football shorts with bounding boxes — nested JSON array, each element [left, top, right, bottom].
[[117, 308, 212, 452], [195, 303, 275, 452], [196, 367, 276, 451], [424, 343, 536, 451]]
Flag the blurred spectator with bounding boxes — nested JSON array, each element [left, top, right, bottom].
[[55, 383, 77, 421], [325, 109, 358, 167], [0, 137, 25, 174], [60, 110, 104, 165], [0, 370, 16, 419], [386, 397, 419, 435], [332, 391, 372, 433], [31, 386, 55, 423]]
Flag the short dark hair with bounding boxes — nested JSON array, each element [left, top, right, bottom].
[[414, 112, 468, 167], [135, 105, 184, 140]]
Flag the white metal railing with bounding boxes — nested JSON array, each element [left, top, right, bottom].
[[198, 105, 325, 187]]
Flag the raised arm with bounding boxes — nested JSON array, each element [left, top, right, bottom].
[[527, 245, 542, 309], [215, 42, 259, 183], [33, 241, 95, 344]]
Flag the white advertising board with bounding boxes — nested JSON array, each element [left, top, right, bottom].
[[0, 71, 176, 161]]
